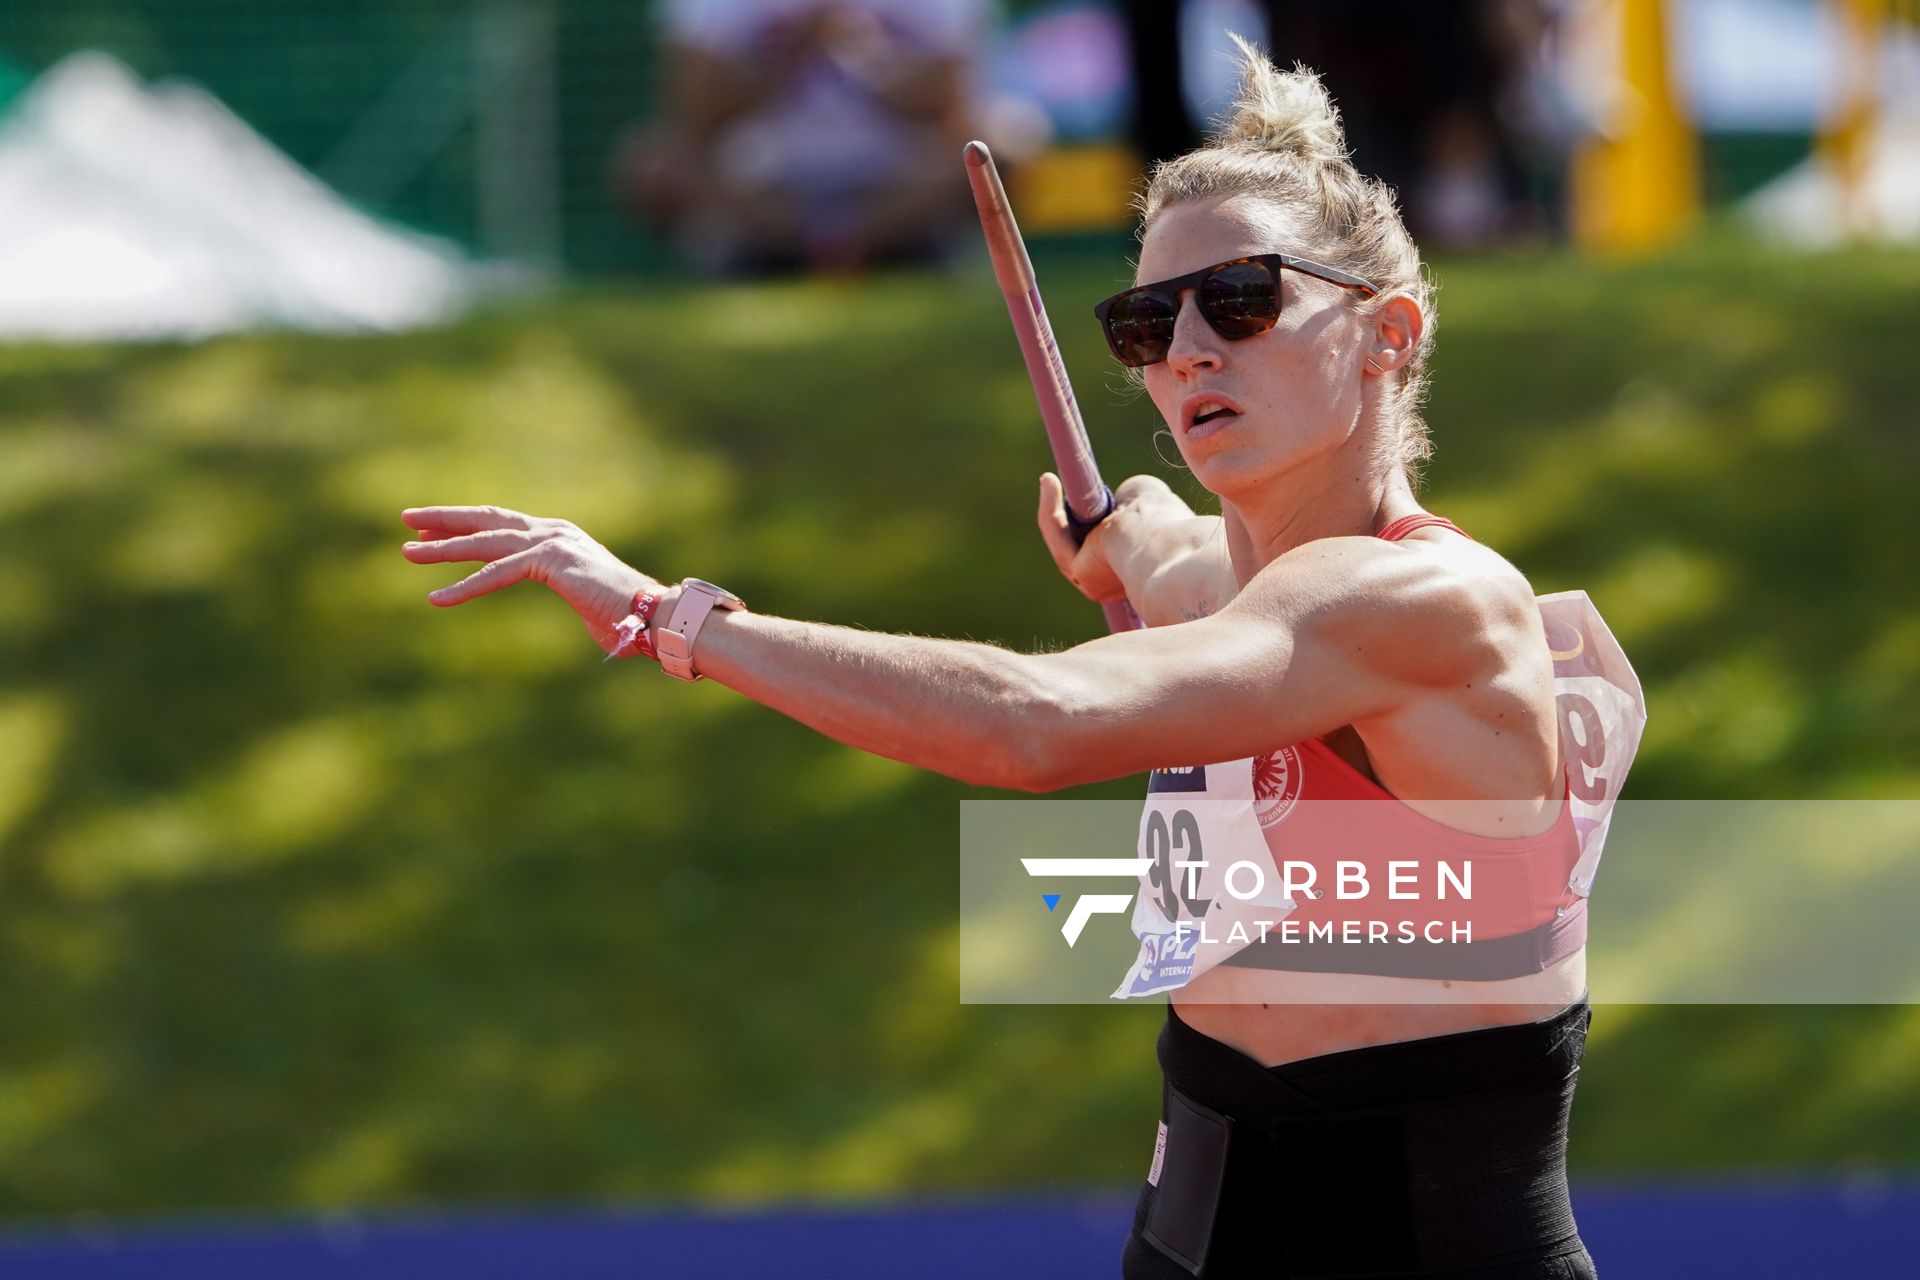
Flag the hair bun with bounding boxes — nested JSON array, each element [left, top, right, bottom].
[[1136, 36, 1434, 476], [1211, 34, 1349, 164]]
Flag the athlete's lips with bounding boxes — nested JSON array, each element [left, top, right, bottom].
[[1179, 391, 1246, 440]]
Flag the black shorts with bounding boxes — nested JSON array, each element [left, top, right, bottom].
[[1122, 999, 1598, 1278]]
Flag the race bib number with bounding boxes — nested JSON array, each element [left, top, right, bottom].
[[1113, 760, 1296, 1000], [1539, 591, 1647, 896]]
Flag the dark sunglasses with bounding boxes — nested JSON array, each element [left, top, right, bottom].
[[1092, 253, 1379, 368]]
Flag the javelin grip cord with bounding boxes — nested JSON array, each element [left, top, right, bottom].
[[1063, 484, 1117, 544]]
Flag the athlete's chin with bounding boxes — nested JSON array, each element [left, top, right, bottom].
[[1193, 430, 1344, 496], [1188, 447, 1290, 500]]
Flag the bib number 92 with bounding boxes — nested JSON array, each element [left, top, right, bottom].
[[1145, 808, 1208, 921]]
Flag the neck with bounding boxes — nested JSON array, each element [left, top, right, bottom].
[[1222, 430, 1422, 585]]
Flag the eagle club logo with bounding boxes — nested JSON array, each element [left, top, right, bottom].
[[1252, 746, 1305, 828]]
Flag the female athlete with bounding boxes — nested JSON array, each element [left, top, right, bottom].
[[403, 42, 1638, 1279]]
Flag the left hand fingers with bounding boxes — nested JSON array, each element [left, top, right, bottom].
[[403, 528, 549, 564], [402, 504, 548, 537], [427, 546, 547, 607]]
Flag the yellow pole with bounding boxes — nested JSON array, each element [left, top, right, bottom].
[[1571, 0, 1701, 253], [1818, 0, 1887, 235]]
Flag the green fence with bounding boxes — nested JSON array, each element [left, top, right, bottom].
[[0, 0, 666, 273]]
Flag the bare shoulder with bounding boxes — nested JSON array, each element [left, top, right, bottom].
[[1238, 527, 1560, 804], [1233, 529, 1541, 688], [1029, 524, 1554, 790], [1392, 528, 1545, 655]]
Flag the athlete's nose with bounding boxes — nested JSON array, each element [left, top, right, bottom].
[[1164, 290, 1223, 378]]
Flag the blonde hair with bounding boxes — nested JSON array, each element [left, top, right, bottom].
[[1138, 36, 1437, 473]]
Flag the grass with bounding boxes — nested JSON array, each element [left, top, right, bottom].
[[0, 229, 1917, 1219]]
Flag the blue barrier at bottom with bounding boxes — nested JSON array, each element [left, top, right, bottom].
[[0, 1183, 1911, 1278]]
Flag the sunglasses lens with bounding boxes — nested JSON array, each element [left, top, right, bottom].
[[1200, 260, 1280, 338], [1104, 290, 1176, 367]]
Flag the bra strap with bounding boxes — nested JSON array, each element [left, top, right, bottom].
[[1376, 514, 1472, 542]]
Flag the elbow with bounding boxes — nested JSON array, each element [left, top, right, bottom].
[[955, 720, 1071, 793], [973, 739, 1075, 794], [977, 674, 1099, 794], [1005, 744, 1075, 794], [1017, 726, 1106, 792]]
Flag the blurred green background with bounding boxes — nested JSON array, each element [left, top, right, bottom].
[[1, 228, 1917, 1220]]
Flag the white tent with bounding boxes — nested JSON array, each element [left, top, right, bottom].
[[1742, 111, 1920, 247], [0, 52, 475, 341], [1689, 0, 1920, 247]]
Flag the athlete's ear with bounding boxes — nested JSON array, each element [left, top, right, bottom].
[[1362, 294, 1423, 377]]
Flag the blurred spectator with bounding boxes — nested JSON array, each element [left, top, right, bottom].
[[1120, 0, 1568, 246], [1257, 0, 1567, 245], [1120, 0, 1199, 167], [617, 0, 986, 274]]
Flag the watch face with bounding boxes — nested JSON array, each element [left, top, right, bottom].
[[683, 577, 745, 609]]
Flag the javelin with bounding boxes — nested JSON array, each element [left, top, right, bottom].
[[963, 141, 1142, 635]]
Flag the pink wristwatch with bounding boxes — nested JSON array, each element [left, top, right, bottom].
[[655, 578, 747, 681]]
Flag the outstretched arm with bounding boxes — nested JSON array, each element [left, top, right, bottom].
[[403, 505, 1498, 793]]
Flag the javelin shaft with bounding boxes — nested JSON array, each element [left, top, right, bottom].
[[963, 141, 1141, 634]]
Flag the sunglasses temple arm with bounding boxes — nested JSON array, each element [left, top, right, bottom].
[[964, 141, 1142, 635]]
